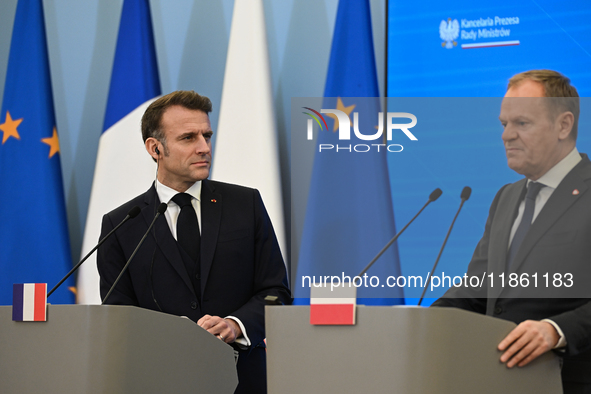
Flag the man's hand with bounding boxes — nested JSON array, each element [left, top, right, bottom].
[[498, 320, 559, 368], [197, 315, 242, 343]]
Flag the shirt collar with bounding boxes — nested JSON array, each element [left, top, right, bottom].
[[534, 147, 581, 189], [156, 180, 202, 204]]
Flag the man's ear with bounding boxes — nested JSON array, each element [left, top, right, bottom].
[[556, 111, 575, 141], [145, 138, 160, 160]]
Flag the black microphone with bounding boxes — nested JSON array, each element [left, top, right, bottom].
[[102, 203, 167, 305], [358, 188, 443, 277], [47, 206, 141, 298], [418, 186, 471, 306]]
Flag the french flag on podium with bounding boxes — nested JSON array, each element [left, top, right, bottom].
[[310, 283, 357, 325], [12, 283, 48, 322]]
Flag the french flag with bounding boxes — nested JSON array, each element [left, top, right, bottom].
[[12, 283, 47, 322], [77, 0, 160, 304]]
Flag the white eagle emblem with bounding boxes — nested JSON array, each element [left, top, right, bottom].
[[440, 18, 459, 49]]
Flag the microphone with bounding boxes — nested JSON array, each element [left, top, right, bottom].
[[460, 186, 472, 201], [47, 206, 141, 298], [418, 186, 471, 306], [358, 188, 442, 277], [102, 203, 167, 305]]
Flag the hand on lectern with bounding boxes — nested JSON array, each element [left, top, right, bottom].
[[197, 314, 242, 344], [497, 320, 560, 368]]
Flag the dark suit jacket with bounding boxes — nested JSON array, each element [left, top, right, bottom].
[[433, 154, 591, 386], [97, 180, 291, 394]]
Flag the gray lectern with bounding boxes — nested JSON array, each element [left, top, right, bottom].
[[0, 305, 238, 393], [266, 306, 562, 394]]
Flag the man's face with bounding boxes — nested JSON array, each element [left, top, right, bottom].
[[499, 80, 568, 180], [157, 105, 212, 192]]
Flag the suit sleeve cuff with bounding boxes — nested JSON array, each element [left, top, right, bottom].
[[226, 316, 251, 348], [542, 319, 567, 349]]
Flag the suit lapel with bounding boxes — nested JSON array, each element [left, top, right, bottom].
[[200, 180, 222, 298], [142, 185, 194, 294], [509, 157, 591, 273]]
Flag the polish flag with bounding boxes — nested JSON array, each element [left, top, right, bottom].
[[12, 283, 47, 322], [310, 284, 356, 325]]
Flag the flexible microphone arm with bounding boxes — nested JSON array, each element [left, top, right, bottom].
[[358, 188, 443, 277], [47, 206, 141, 298], [418, 187, 471, 306], [102, 203, 167, 305]]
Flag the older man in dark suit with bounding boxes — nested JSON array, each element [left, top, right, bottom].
[[97, 90, 291, 394], [433, 70, 591, 393]]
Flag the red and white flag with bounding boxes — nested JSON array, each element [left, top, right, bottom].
[[310, 284, 356, 325]]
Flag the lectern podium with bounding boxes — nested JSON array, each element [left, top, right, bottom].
[[0, 305, 238, 393], [266, 306, 562, 393]]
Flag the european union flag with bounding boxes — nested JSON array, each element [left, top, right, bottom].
[[296, 0, 404, 304], [0, 0, 74, 304]]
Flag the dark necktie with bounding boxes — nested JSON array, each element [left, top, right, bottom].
[[172, 193, 200, 262], [507, 181, 544, 268]]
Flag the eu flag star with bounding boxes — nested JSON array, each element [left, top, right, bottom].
[[41, 127, 60, 158], [0, 111, 23, 144], [324, 97, 356, 132]]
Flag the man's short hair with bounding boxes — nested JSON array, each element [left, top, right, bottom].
[[141, 90, 213, 144], [508, 69, 580, 140]]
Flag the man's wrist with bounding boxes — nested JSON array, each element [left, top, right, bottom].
[[541, 319, 566, 349], [225, 316, 251, 347], [225, 318, 242, 338]]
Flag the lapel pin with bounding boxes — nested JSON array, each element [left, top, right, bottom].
[[573, 189, 580, 195], [211, 199, 217, 203]]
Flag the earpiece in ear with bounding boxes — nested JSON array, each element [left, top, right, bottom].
[[155, 147, 160, 155]]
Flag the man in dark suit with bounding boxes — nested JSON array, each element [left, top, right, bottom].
[[97, 90, 291, 394], [433, 70, 591, 393]]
